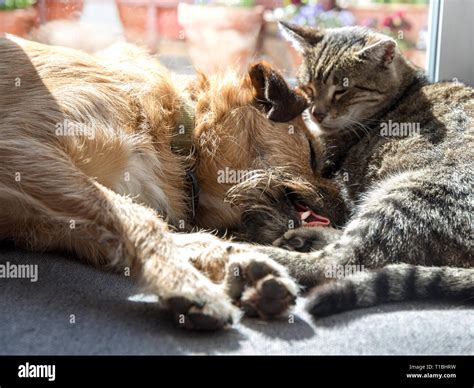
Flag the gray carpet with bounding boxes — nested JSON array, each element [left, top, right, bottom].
[[0, 245, 472, 355]]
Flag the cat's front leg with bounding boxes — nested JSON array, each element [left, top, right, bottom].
[[262, 169, 474, 318], [273, 226, 342, 252]]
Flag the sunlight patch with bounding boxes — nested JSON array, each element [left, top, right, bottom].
[[127, 293, 159, 303]]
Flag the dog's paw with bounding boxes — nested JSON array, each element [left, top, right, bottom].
[[165, 287, 241, 331], [224, 252, 298, 319], [272, 226, 341, 252], [169, 233, 297, 323]]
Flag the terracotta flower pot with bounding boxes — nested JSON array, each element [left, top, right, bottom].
[[289, 45, 302, 69], [255, 0, 281, 10], [178, 4, 264, 75], [0, 7, 38, 37], [116, 0, 184, 46], [37, 0, 84, 22], [404, 48, 426, 69]]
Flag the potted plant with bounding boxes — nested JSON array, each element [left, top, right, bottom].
[[355, 6, 427, 68], [115, 0, 185, 47], [276, 1, 355, 69], [0, 0, 38, 37], [348, 0, 429, 68], [178, 1, 265, 74], [281, 1, 354, 29], [255, 0, 281, 9], [36, 0, 84, 22]]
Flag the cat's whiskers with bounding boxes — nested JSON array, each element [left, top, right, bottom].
[[343, 118, 372, 138]]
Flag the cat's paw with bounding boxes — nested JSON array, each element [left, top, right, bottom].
[[272, 226, 341, 252], [224, 252, 298, 319]]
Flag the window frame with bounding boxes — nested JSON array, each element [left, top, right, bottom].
[[427, 0, 474, 85]]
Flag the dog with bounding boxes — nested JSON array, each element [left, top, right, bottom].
[[0, 36, 344, 330]]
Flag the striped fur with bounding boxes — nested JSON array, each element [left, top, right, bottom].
[[270, 25, 474, 316], [307, 265, 474, 317]]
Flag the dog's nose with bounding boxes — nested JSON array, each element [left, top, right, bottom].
[[311, 106, 326, 123]]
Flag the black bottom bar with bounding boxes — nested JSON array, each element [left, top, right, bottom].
[[0, 356, 472, 386]]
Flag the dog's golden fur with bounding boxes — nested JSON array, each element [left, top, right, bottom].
[[0, 36, 341, 329]]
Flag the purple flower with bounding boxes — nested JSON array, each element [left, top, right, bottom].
[[307, 17, 317, 27], [361, 17, 378, 28], [339, 10, 355, 27], [315, 4, 325, 13], [291, 15, 307, 26], [300, 4, 321, 19]]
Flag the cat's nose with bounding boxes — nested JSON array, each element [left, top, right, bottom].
[[311, 107, 326, 123]]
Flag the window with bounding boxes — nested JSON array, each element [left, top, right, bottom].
[[3, 0, 472, 86]]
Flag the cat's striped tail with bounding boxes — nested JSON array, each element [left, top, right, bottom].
[[306, 264, 474, 317]]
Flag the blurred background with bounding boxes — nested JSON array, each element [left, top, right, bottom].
[[0, 0, 430, 76]]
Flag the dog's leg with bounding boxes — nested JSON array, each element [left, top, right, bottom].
[[0, 144, 298, 328], [0, 146, 247, 329]]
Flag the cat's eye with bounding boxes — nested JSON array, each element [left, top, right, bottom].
[[333, 89, 348, 101]]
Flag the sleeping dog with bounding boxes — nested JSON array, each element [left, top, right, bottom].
[[0, 36, 343, 329]]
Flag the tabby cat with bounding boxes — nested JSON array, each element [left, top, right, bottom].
[[266, 24, 473, 317]]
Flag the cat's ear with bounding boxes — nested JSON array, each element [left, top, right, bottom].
[[278, 21, 324, 53], [249, 61, 309, 122], [356, 36, 397, 66]]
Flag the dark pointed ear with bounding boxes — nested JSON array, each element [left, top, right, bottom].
[[279, 21, 324, 52], [355, 36, 397, 66], [249, 61, 309, 122]]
